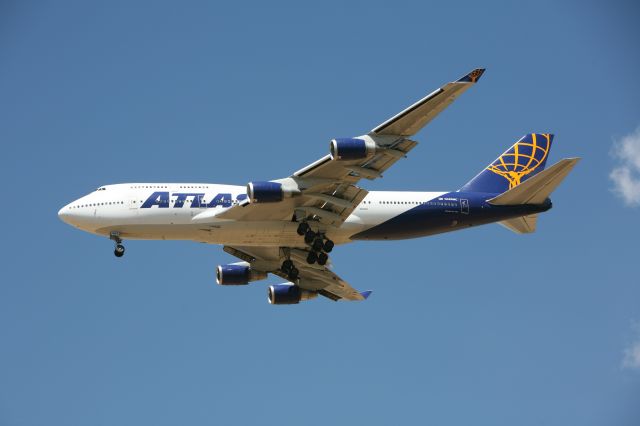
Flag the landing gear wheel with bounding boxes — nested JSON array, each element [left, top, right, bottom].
[[306, 251, 318, 264], [317, 252, 328, 266], [281, 259, 294, 273], [304, 230, 316, 244], [312, 238, 324, 252], [114, 244, 125, 258], [288, 267, 299, 281], [296, 222, 310, 236], [323, 239, 334, 253]]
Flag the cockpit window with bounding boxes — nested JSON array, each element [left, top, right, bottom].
[[96, 187, 106, 191]]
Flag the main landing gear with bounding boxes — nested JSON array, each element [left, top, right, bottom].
[[296, 221, 333, 266], [281, 259, 299, 282], [282, 221, 335, 281], [110, 232, 125, 258]]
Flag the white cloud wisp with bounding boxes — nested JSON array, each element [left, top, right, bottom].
[[622, 340, 640, 370], [610, 127, 640, 206], [622, 321, 640, 371]]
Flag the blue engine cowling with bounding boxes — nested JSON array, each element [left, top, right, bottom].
[[268, 284, 317, 305], [246, 181, 284, 203], [216, 263, 267, 285], [330, 138, 376, 161]]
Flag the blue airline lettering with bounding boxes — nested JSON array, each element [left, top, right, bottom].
[[141, 191, 170, 208], [193, 194, 205, 208], [140, 192, 244, 209], [173, 193, 204, 208], [207, 193, 232, 208]]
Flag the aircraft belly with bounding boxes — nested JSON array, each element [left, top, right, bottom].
[[95, 221, 352, 247], [205, 221, 301, 246]]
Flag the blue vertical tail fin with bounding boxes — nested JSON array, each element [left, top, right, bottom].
[[459, 133, 554, 194]]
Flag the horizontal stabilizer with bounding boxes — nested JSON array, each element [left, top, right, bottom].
[[488, 158, 580, 205], [499, 214, 538, 234]]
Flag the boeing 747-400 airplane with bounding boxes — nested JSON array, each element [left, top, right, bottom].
[[58, 69, 579, 305]]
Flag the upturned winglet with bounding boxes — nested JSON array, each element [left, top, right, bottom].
[[359, 290, 373, 300], [456, 68, 485, 83]]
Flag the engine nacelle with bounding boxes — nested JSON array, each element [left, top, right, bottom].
[[216, 263, 267, 285], [330, 138, 376, 161], [268, 284, 318, 305], [247, 180, 300, 203], [246, 181, 283, 203]]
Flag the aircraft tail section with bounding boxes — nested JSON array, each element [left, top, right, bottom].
[[460, 133, 554, 194], [498, 214, 538, 234], [487, 157, 580, 206]]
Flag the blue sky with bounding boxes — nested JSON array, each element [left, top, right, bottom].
[[1, 1, 639, 425]]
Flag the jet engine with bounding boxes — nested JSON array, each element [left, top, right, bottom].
[[216, 262, 267, 285], [268, 284, 318, 305], [246, 181, 300, 203], [329, 137, 376, 161]]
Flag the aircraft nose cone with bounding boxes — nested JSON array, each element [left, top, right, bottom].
[[58, 205, 71, 224]]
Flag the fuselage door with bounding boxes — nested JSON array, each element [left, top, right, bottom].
[[460, 199, 469, 214], [128, 196, 138, 210]]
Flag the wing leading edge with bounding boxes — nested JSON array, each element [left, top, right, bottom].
[[371, 68, 485, 136]]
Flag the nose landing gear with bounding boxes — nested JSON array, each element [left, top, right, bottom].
[[110, 232, 125, 258], [114, 244, 125, 258]]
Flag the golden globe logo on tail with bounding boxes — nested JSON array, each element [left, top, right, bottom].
[[486, 133, 552, 189]]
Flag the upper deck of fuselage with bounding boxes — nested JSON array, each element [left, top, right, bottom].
[[58, 183, 247, 225]]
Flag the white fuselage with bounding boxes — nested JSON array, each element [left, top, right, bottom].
[[58, 183, 447, 247]]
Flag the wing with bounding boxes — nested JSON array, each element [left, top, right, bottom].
[[211, 181, 369, 227], [223, 246, 370, 302], [206, 68, 485, 226], [371, 68, 485, 136], [293, 68, 485, 182], [213, 70, 485, 302]]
